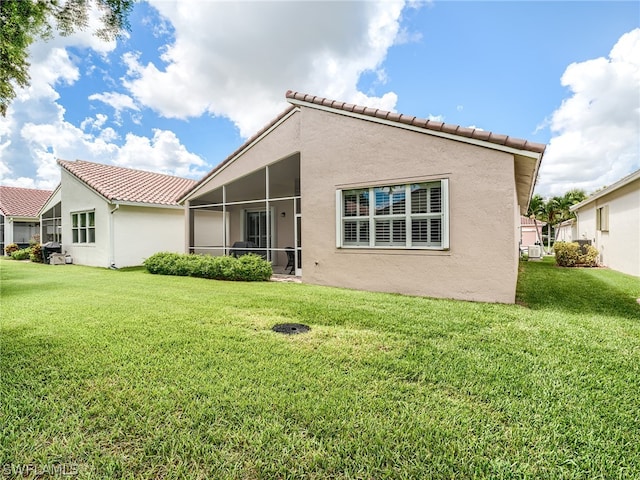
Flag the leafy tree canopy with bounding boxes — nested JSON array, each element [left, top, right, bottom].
[[528, 189, 587, 224], [0, 0, 134, 116]]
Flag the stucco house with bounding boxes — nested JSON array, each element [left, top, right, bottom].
[[520, 215, 545, 251], [1, 186, 52, 252], [554, 219, 576, 243], [181, 91, 545, 303], [570, 169, 640, 277], [46, 160, 197, 268]]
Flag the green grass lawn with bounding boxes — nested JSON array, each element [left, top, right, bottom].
[[1, 258, 639, 479]]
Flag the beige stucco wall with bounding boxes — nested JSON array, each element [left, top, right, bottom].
[[113, 205, 186, 267], [60, 169, 111, 267], [575, 178, 640, 277], [299, 108, 520, 303], [186, 106, 526, 302]]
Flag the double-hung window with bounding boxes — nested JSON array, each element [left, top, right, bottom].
[[337, 179, 449, 249], [72, 211, 95, 244]]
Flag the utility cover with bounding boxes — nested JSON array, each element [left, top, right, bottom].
[[272, 323, 310, 335]]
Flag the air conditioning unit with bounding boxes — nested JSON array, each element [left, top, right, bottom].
[[528, 245, 542, 259]]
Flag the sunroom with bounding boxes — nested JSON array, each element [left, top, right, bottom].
[[187, 153, 302, 275]]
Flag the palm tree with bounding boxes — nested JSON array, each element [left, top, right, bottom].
[[527, 194, 546, 246]]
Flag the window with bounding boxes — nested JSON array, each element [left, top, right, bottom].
[[596, 205, 609, 232], [337, 180, 449, 249], [42, 203, 62, 243], [72, 211, 95, 244]]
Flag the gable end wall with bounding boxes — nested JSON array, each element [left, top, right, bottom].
[[299, 107, 520, 303]]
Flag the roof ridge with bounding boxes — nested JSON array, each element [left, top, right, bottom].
[[57, 159, 196, 182], [285, 90, 546, 155]]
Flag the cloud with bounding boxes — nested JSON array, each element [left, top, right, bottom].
[[114, 129, 207, 178], [123, 0, 411, 137], [536, 28, 640, 196], [88, 92, 139, 112], [0, 5, 206, 189]]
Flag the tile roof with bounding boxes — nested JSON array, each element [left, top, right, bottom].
[[520, 215, 546, 227], [0, 186, 53, 217], [180, 90, 546, 203], [285, 90, 547, 155], [58, 159, 198, 206]]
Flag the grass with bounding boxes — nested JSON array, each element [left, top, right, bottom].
[[1, 257, 639, 479]]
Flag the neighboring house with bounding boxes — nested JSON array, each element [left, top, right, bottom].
[[554, 219, 576, 243], [181, 91, 545, 303], [520, 215, 545, 250], [0, 186, 52, 253], [52, 160, 197, 268], [570, 169, 640, 277]]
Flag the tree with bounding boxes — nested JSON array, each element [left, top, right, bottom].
[[527, 194, 546, 245], [0, 0, 134, 116], [527, 189, 588, 251]]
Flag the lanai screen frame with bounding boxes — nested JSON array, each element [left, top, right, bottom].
[[188, 154, 302, 275]]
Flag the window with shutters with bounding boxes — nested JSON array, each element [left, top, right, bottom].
[[337, 180, 449, 249]]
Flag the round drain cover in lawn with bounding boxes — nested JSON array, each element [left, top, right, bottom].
[[272, 323, 310, 335]]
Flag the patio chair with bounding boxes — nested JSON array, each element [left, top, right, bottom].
[[285, 247, 295, 274], [230, 241, 258, 257]]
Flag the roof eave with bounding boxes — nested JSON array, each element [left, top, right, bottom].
[[179, 106, 300, 203], [570, 169, 640, 211]]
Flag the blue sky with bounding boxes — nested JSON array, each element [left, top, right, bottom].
[[1, 1, 639, 198]]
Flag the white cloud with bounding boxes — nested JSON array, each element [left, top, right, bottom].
[[123, 0, 411, 137], [114, 129, 207, 178], [0, 5, 206, 188], [536, 28, 640, 196], [89, 91, 139, 112]]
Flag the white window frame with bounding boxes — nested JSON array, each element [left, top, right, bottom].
[[71, 210, 95, 244], [336, 179, 449, 250]]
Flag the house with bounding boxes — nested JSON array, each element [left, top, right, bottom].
[[570, 169, 640, 277], [554, 219, 576, 243], [0, 186, 53, 253], [180, 91, 545, 303], [46, 160, 197, 268], [520, 215, 545, 251]]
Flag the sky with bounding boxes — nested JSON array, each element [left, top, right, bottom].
[[1, 0, 639, 199]]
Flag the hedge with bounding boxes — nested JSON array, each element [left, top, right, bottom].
[[143, 252, 272, 282], [553, 241, 599, 267]]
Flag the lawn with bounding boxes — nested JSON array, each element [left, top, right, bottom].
[[1, 258, 639, 479]]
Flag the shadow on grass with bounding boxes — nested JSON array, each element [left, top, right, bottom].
[[517, 258, 640, 320]]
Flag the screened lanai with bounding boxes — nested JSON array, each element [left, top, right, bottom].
[[187, 153, 302, 275]]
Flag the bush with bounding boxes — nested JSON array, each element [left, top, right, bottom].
[[143, 252, 272, 282], [554, 241, 599, 267], [4, 243, 19, 256], [29, 244, 43, 263], [11, 248, 31, 260]]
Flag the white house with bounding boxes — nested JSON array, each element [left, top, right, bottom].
[[554, 219, 576, 243], [1, 186, 52, 252], [47, 160, 197, 268], [570, 169, 640, 277]]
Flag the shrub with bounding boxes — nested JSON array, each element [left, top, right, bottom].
[[11, 248, 31, 260], [4, 243, 19, 256], [554, 241, 599, 267], [29, 244, 44, 263], [581, 245, 599, 267], [554, 242, 579, 267], [143, 252, 272, 282]]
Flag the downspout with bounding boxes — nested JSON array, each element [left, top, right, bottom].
[[109, 203, 120, 268]]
